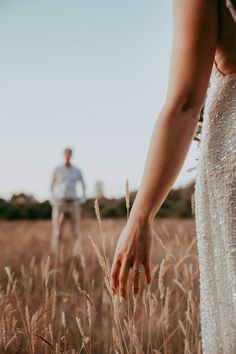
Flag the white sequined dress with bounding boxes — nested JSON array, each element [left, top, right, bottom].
[[195, 63, 236, 353]]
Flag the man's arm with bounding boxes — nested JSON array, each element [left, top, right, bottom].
[[78, 170, 86, 203], [50, 169, 57, 204]]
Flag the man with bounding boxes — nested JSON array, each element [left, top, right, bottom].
[[50, 147, 86, 255]]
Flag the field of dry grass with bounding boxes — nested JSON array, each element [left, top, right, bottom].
[[0, 216, 201, 354]]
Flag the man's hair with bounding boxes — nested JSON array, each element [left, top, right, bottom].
[[64, 147, 73, 154]]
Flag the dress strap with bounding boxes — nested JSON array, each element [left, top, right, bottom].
[[226, 0, 236, 23]]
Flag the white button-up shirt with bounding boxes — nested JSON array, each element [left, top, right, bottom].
[[50, 165, 86, 205]]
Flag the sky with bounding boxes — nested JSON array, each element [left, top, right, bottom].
[[0, 0, 198, 200]]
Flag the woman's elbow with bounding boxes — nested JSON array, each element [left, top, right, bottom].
[[164, 92, 204, 120]]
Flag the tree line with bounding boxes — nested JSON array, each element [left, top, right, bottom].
[[0, 182, 195, 220]]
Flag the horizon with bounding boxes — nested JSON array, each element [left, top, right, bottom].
[[1, 177, 196, 203]]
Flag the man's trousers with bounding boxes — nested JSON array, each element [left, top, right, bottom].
[[51, 200, 81, 255]]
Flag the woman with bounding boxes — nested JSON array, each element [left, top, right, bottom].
[[111, 0, 236, 352]]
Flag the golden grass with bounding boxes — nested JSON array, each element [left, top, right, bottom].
[[0, 216, 200, 353]]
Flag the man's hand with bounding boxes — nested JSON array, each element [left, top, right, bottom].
[[80, 196, 87, 205], [111, 218, 153, 299]]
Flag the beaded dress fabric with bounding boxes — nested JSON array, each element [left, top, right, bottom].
[[195, 63, 236, 353]]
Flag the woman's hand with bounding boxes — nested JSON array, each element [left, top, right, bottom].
[[111, 218, 153, 299]]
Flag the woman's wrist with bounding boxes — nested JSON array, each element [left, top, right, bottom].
[[128, 208, 154, 226], [128, 188, 158, 225]]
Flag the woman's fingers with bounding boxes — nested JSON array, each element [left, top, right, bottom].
[[112, 258, 152, 297], [111, 260, 121, 293], [131, 262, 142, 296], [118, 259, 130, 299], [132, 260, 152, 296], [111, 254, 152, 299], [143, 259, 152, 286]]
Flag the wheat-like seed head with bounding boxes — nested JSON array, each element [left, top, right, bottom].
[[125, 179, 130, 211], [158, 259, 166, 300], [164, 286, 170, 332], [61, 311, 66, 328], [94, 199, 102, 230], [76, 317, 90, 345], [86, 300, 92, 328], [88, 233, 109, 280]]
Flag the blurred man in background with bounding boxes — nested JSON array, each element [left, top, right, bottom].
[[50, 147, 86, 255]]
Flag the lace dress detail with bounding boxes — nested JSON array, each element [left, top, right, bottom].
[[194, 63, 236, 353]]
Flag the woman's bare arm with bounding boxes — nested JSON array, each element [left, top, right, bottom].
[[111, 0, 218, 299], [130, 0, 218, 221]]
